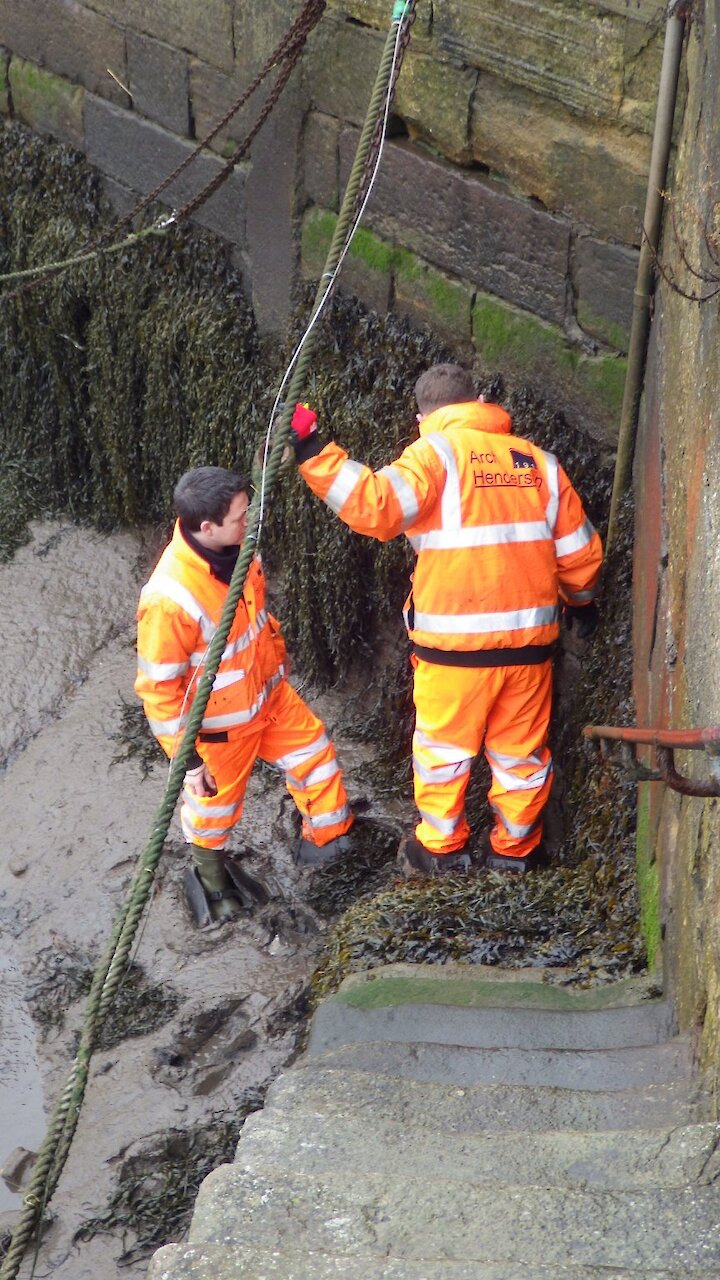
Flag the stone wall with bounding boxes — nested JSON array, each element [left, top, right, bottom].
[[633, 1, 720, 1092], [0, 0, 665, 435]]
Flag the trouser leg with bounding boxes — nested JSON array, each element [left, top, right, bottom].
[[258, 680, 353, 847], [484, 661, 553, 858], [411, 660, 494, 854]]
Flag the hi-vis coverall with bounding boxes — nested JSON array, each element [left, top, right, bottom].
[[135, 522, 352, 850], [298, 401, 602, 858]]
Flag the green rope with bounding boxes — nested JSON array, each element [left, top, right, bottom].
[[0, 219, 171, 285], [0, 6, 415, 1279]]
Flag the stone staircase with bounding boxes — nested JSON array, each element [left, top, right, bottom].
[[147, 965, 720, 1279]]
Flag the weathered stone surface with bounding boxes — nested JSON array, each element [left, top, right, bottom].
[[245, 80, 302, 335], [9, 57, 84, 148], [394, 51, 478, 164], [303, 112, 340, 212], [304, 16, 385, 128], [340, 132, 571, 325], [436, 0, 625, 120], [127, 31, 189, 135], [575, 236, 638, 351], [80, 0, 234, 72], [84, 95, 246, 245], [394, 251, 473, 349], [189, 61, 251, 157], [0, 0, 128, 104], [621, 16, 664, 133], [301, 210, 392, 314], [325, 0, 432, 38], [471, 73, 650, 244], [0, 48, 9, 114]]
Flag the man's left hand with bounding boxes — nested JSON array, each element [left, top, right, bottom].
[[563, 601, 599, 640]]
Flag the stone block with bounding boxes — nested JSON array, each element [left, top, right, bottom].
[[81, 0, 233, 72], [622, 19, 664, 132], [245, 80, 303, 335], [0, 0, 128, 104], [301, 209, 392, 315], [325, 0, 432, 38], [189, 61, 252, 157], [9, 56, 84, 149], [471, 73, 650, 244], [0, 48, 9, 114], [340, 132, 570, 325], [304, 16, 385, 127], [576, 236, 638, 352], [84, 95, 246, 245], [394, 250, 473, 348], [127, 31, 189, 136], [435, 0, 625, 121], [303, 112, 341, 212], [394, 51, 478, 164]]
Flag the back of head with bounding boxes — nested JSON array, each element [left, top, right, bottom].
[[173, 466, 249, 531], [414, 363, 477, 415]]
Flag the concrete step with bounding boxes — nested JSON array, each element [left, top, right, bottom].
[[308, 996, 678, 1055], [301, 1034, 694, 1091], [147, 1241, 720, 1280], [236, 1108, 720, 1190], [189, 1164, 720, 1271], [267, 1064, 710, 1133]]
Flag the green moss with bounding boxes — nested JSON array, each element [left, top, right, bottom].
[[576, 352, 628, 419], [300, 207, 337, 277], [577, 300, 630, 354], [396, 251, 473, 332], [8, 57, 83, 141], [636, 784, 661, 970], [473, 292, 577, 373]]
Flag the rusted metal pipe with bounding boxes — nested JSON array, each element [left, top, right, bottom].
[[606, 2, 688, 552], [583, 724, 720, 797]]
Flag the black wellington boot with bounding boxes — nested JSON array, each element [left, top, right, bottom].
[[184, 848, 244, 927]]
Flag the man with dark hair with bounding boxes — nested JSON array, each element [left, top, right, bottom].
[[290, 364, 602, 877], [135, 466, 354, 925]]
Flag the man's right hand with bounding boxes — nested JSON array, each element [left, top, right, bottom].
[[184, 762, 218, 797], [290, 403, 318, 440]]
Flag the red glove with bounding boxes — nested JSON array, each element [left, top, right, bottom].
[[290, 402, 317, 440]]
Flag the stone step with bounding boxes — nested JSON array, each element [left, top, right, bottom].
[[236, 1108, 720, 1190], [301, 1034, 694, 1091], [267, 1065, 710, 1133], [189, 1164, 720, 1271], [308, 996, 678, 1055], [147, 1241, 720, 1280]]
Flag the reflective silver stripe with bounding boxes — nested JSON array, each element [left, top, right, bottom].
[[555, 518, 595, 558], [416, 521, 552, 550], [180, 810, 234, 841], [287, 759, 339, 792], [141, 575, 215, 642], [306, 803, 351, 830], [487, 757, 553, 792], [137, 655, 189, 681], [425, 433, 462, 528], [418, 808, 463, 835], [566, 589, 596, 603], [201, 670, 284, 731], [148, 714, 184, 737], [182, 791, 239, 819], [541, 451, 560, 534], [211, 667, 250, 691], [274, 732, 331, 772], [413, 757, 472, 785], [324, 460, 364, 515], [189, 609, 269, 668], [414, 730, 475, 763], [491, 805, 538, 839], [486, 748, 544, 770], [378, 465, 420, 530], [407, 533, 423, 552], [413, 604, 560, 634]]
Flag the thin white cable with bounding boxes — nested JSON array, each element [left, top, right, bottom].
[[253, 0, 412, 544]]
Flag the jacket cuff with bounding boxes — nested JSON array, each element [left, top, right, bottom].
[[293, 432, 324, 464]]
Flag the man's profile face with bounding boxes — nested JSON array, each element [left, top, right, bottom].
[[202, 491, 249, 548]]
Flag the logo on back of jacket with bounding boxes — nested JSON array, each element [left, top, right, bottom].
[[471, 448, 542, 489]]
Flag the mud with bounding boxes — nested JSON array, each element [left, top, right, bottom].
[[0, 522, 381, 1279]]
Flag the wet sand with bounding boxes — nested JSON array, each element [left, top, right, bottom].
[[0, 522, 375, 1278]]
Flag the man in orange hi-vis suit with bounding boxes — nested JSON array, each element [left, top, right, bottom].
[[290, 364, 602, 877], [136, 466, 353, 925]]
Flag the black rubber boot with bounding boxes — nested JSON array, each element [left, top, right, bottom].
[[483, 844, 546, 874], [293, 832, 353, 868], [397, 835, 471, 878]]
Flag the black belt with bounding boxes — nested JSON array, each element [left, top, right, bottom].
[[412, 643, 556, 668]]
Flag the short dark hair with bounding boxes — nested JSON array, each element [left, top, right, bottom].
[[173, 467, 250, 530], [414, 363, 477, 414]]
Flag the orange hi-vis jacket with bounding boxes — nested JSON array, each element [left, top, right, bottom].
[[299, 401, 602, 657], [135, 521, 287, 758]]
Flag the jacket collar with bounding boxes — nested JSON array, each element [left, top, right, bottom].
[[418, 401, 512, 438]]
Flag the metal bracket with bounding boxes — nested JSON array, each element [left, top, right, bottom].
[[583, 724, 720, 797]]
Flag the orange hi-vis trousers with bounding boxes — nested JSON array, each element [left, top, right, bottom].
[[412, 658, 554, 858], [180, 679, 352, 851]]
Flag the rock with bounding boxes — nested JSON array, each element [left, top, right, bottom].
[[0, 1146, 37, 1193]]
